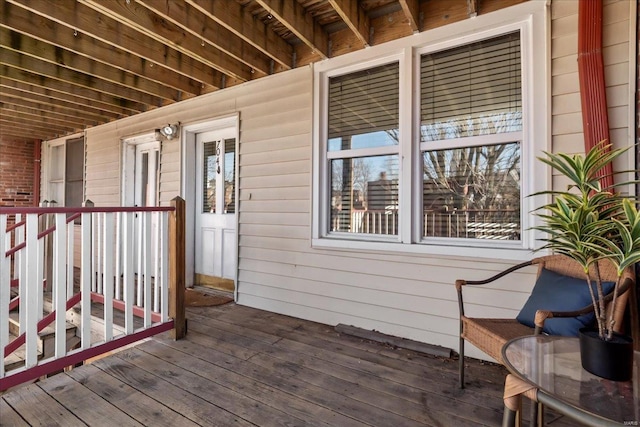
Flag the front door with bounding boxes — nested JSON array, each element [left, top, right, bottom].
[[195, 129, 236, 289]]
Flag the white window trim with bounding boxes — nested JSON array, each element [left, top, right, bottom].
[[312, 1, 550, 261]]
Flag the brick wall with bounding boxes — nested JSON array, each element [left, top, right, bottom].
[[0, 137, 37, 207]]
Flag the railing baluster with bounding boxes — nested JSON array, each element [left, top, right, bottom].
[[25, 214, 38, 368], [54, 213, 67, 358], [103, 213, 114, 341], [153, 212, 160, 313], [144, 212, 151, 327], [115, 212, 121, 301], [161, 212, 169, 322], [123, 212, 134, 334], [136, 212, 143, 307], [81, 212, 92, 349], [0, 214, 9, 377], [67, 216, 74, 297]]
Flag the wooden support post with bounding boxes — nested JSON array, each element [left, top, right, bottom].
[[169, 197, 186, 339]]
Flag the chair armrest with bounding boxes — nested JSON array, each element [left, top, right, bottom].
[[456, 260, 533, 317]]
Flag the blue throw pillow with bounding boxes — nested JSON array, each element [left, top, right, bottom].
[[516, 268, 616, 336]]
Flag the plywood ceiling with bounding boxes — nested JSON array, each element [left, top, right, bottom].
[[0, 0, 522, 141]]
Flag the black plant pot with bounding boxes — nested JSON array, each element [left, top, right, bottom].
[[578, 328, 633, 381]]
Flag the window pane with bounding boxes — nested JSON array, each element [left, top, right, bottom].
[[64, 137, 84, 207], [224, 138, 235, 214], [421, 32, 522, 141], [203, 141, 216, 213], [328, 63, 399, 150], [422, 142, 520, 240], [330, 155, 399, 235]]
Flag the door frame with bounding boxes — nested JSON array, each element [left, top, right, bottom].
[[181, 115, 239, 298], [121, 132, 160, 207]]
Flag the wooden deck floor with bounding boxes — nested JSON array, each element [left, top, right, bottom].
[[1, 303, 574, 427]]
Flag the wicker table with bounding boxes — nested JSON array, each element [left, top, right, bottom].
[[501, 335, 639, 427]]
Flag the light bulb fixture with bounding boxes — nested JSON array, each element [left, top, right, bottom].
[[157, 123, 179, 140]]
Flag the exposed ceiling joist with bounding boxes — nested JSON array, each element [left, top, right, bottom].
[[328, 0, 370, 47], [0, 1, 202, 96], [186, 0, 293, 70], [79, 0, 253, 81], [138, 0, 274, 77], [398, 0, 420, 33], [255, 0, 329, 59]]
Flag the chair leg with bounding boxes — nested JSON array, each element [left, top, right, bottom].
[[459, 337, 465, 389]]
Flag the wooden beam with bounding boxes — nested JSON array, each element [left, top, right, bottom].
[[79, 0, 251, 81], [0, 110, 78, 133], [255, 0, 329, 59], [0, 1, 202, 96], [328, 0, 370, 47], [0, 105, 86, 130], [5, 0, 225, 89], [0, 120, 63, 137], [0, 28, 181, 102], [0, 78, 131, 118], [169, 197, 186, 340], [0, 95, 104, 125], [467, 0, 478, 18], [0, 67, 146, 114], [138, 0, 272, 76], [0, 49, 163, 108], [186, 0, 292, 70], [0, 85, 120, 121], [398, 0, 420, 33]]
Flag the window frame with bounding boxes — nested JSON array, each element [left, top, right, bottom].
[[312, 1, 549, 261]]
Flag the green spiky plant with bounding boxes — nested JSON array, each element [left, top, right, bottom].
[[533, 141, 640, 340]]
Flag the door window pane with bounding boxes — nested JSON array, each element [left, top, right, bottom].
[[203, 141, 217, 213], [224, 138, 235, 214]]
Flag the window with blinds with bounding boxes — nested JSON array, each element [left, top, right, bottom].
[[328, 62, 399, 150], [202, 141, 216, 213], [420, 32, 521, 142]]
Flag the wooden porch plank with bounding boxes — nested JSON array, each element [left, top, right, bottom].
[[185, 313, 504, 426], [1, 382, 84, 426], [88, 354, 255, 427], [153, 328, 428, 427], [36, 373, 144, 427], [140, 338, 370, 427], [0, 397, 30, 426], [109, 346, 314, 427], [66, 364, 200, 427]]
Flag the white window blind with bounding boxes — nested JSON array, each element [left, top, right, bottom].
[[328, 63, 399, 147], [421, 32, 522, 141]]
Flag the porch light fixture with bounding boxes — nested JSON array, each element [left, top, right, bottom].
[[157, 123, 179, 140]]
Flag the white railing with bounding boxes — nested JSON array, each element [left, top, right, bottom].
[[0, 198, 186, 391]]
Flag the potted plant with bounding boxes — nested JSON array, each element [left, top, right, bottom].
[[533, 141, 640, 381]]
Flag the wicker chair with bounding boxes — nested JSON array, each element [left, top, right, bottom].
[[456, 254, 637, 389]]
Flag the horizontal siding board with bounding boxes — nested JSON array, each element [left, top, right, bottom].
[[241, 173, 309, 189], [240, 212, 309, 226], [239, 187, 309, 201], [551, 34, 577, 59], [551, 0, 577, 20], [551, 73, 580, 95], [238, 246, 537, 291], [241, 161, 310, 178], [240, 134, 310, 155], [241, 147, 310, 166], [552, 112, 583, 135], [241, 199, 309, 213], [240, 121, 310, 143], [239, 224, 309, 240]]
